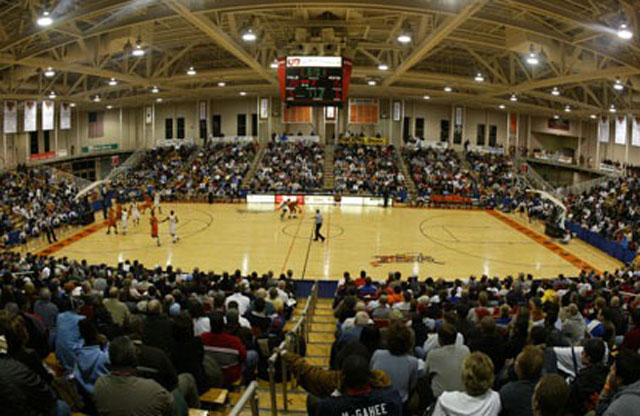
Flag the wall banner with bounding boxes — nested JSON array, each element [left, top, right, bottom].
[[598, 116, 610, 143], [42, 100, 54, 131], [24, 100, 37, 132], [3, 100, 17, 133], [60, 102, 71, 130], [632, 116, 640, 147], [615, 115, 627, 145]]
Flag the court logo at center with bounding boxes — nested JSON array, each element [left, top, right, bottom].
[[371, 253, 445, 268]]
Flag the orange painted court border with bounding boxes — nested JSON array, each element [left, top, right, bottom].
[[36, 221, 107, 257]]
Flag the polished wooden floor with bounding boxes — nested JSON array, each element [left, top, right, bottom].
[[41, 203, 622, 280]]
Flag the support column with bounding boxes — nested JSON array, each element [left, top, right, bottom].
[[449, 105, 454, 147], [54, 111, 59, 155], [485, 110, 490, 145], [2, 133, 6, 168], [526, 114, 531, 150], [119, 108, 123, 149], [577, 121, 582, 164], [505, 111, 511, 152], [152, 103, 156, 147], [625, 115, 630, 164]]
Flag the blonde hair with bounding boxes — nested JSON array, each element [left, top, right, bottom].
[[462, 352, 495, 396]]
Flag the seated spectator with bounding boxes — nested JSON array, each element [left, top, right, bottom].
[[432, 352, 501, 416], [246, 297, 272, 336], [499, 345, 544, 416], [532, 374, 569, 416], [371, 295, 391, 319], [142, 299, 174, 354], [622, 308, 640, 352], [315, 355, 403, 416], [94, 336, 176, 415], [200, 312, 247, 386], [595, 349, 640, 415], [468, 316, 506, 374], [55, 299, 86, 371], [370, 322, 420, 405], [171, 312, 210, 393], [103, 287, 130, 327], [425, 323, 470, 399], [73, 319, 110, 395], [568, 338, 608, 415]]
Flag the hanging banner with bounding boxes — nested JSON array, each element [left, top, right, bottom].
[[393, 101, 401, 122], [598, 116, 610, 143], [145, 106, 152, 124], [632, 116, 640, 147], [60, 102, 71, 130], [3, 100, 17, 133], [260, 98, 269, 119], [455, 106, 463, 127], [199, 101, 207, 121], [24, 100, 37, 132], [615, 115, 627, 145], [42, 100, 54, 131]]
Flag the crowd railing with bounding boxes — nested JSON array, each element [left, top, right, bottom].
[[267, 282, 318, 416], [228, 380, 260, 416]]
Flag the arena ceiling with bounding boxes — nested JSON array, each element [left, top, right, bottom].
[[2, 0, 640, 118]]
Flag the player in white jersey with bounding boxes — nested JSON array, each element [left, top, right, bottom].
[[131, 203, 140, 226], [163, 210, 179, 243], [154, 191, 162, 214], [121, 207, 129, 235]]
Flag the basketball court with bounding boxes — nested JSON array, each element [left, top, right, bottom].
[[37, 203, 621, 280]]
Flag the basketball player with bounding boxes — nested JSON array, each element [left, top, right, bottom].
[[154, 191, 163, 215], [131, 203, 140, 226], [287, 200, 301, 219], [121, 207, 128, 235], [106, 207, 118, 235], [150, 210, 160, 246], [163, 210, 179, 244], [140, 194, 153, 215], [278, 199, 289, 221]]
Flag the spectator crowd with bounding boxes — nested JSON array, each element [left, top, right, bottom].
[[250, 142, 324, 193]]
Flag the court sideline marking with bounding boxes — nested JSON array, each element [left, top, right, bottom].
[[37, 221, 106, 257], [487, 210, 601, 274]]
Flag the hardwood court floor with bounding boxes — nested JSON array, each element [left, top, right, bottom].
[[43, 203, 622, 280]]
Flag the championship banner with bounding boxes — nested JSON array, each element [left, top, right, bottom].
[[598, 116, 610, 143], [615, 116, 627, 145], [145, 106, 152, 124], [42, 100, 54, 131], [3, 100, 17, 133], [60, 102, 71, 130], [199, 101, 207, 121], [632, 116, 640, 147], [24, 100, 37, 132], [260, 98, 269, 119]]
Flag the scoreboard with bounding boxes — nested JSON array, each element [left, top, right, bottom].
[[283, 56, 345, 106]]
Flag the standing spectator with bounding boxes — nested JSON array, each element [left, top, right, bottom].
[[432, 352, 501, 416], [55, 299, 86, 371]]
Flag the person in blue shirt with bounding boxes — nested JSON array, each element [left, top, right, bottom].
[[73, 319, 110, 395], [55, 300, 86, 371], [358, 277, 378, 297]]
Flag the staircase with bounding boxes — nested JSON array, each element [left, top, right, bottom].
[[241, 141, 268, 189], [323, 145, 335, 191], [395, 146, 417, 201]]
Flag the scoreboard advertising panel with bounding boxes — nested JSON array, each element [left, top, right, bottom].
[[278, 56, 352, 106]]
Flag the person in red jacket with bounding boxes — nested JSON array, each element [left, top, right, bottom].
[[200, 312, 247, 385], [622, 308, 640, 352]]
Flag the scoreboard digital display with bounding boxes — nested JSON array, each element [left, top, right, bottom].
[[285, 56, 343, 106]]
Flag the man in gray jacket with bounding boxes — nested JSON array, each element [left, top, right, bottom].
[[425, 323, 470, 399], [596, 349, 640, 416]]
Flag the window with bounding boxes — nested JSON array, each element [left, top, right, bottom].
[[177, 117, 185, 139], [440, 120, 450, 142], [489, 125, 497, 147], [88, 111, 104, 138], [44, 131, 50, 152], [212, 115, 222, 137], [237, 114, 247, 136], [476, 124, 486, 145], [165, 118, 173, 139], [199, 120, 207, 140], [29, 132, 39, 155], [251, 113, 258, 137], [415, 118, 425, 139]]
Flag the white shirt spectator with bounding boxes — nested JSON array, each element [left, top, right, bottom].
[[225, 292, 251, 315]]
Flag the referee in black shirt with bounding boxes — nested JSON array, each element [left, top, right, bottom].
[[314, 210, 325, 242]]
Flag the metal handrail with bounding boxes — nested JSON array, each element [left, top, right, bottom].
[[267, 283, 318, 416], [228, 381, 260, 416], [557, 175, 612, 197]]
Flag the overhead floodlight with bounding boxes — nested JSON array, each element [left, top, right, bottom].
[[609, 105, 616, 113], [108, 78, 118, 86], [444, 86, 452, 92], [132, 38, 145, 57], [242, 28, 257, 42], [614, 77, 624, 91], [526, 45, 539, 65], [37, 11, 53, 27], [474, 73, 484, 82], [397, 32, 412, 44], [187, 66, 197, 76], [553, 115, 560, 119], [564, 105, 571, 113], [217, 82, 226, 87], [368, 80, 377, 86], [551, 87, 560, 96], [378, 63, 389, 71], [156, 98, 163, 103], [618, 24, 633, 40], [44, 67, 55, 78], [48, 91, 56, 99], [499, 105, 506, 109], [270, 60, 278, 69], [151, 86, 159, 93], [70, 103, 76, 107], [590, 114, 597, 119], [423, 95, 431, 100], [106, 105, 113, 110], [239, 91, 247, 96], [93, 95, 101, 102], [510, 94, 518, 102]]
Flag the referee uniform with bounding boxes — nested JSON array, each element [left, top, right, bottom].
[[314, 210, 325, 242]]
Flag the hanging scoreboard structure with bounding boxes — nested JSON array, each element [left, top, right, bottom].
[[278, 56, 352, 107]]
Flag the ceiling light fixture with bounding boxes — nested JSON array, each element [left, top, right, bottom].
[[474, 73, 484, 82], [397, 32, 412, 44], [564, 105, 571, 113], [70, 103, 76, 108], [37, 11, 53, 27], [590, 114, 597, 119], [510, 94, 518, 102], [106, 105, 113, 110], [151, 86, 159, 93], [444, 86, 452, 92], [217, 82, 226, 87], [526, 45, 539, 65], [614, 77, 624, 91], [240, 91, 247, 96], [132, 37, 145, 57], [108, 78, 118, 86], [270, 60, 278, 69], [368, 80, 377, 86], [241, 28, 257, 42], [609, 105, 617, 113], [551, 87, 560, 96], [93, 95, 101, 102], [499, 105, 506, 109], [618, 24, 633, 40], [48, 91, 56, 99], [44, 67, 55, 78], [423, 95, 431, 100], [156, 98, 163, 103], [187, 66, 197, 76], [378, 63, 389, 71], [554, 115, 560, 119]]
